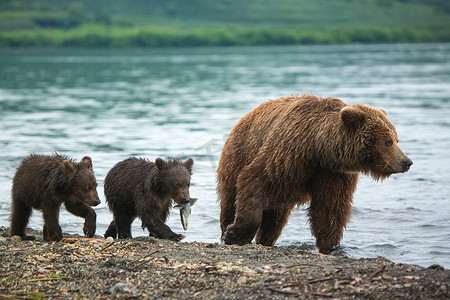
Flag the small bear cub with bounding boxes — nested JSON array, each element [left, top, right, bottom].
[[10, 153, 100, 241], [104, 157, 194, 241]]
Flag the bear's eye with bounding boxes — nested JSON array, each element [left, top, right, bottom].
[[84, 185, 91, 192], [385, 140, 393, 147]]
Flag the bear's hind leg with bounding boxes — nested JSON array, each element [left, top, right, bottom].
[[223, 198, 263, 245], [223, 165, 265, 245], [308, 171, 357, 253], [255, 204, 294, 246], [115, 214, 134, 239], [105, 220, 118, 238], [42, 206, 63, 241], [219, 190, 237, 239], [10, 199, 35, 240], [218, 171, 239, 238]]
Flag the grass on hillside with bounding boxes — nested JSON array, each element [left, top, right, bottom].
[[1, 24, 449, 48], [0, 0, 449, 47]]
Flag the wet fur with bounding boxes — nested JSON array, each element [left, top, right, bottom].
[[217, 95, 412, 253], [10, 153, 100, 241], [104, 157, 193, 241]]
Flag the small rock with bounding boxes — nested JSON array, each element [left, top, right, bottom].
[[0, 236, 7, 243], [428, 264, 445, 271], [255, 267, 264, 274], [237, 276, 247, 284], [105, 282, 139, 294], [103, 259, 114, 267], [11, 235, 22, 242], [105, 236, 114, 243]]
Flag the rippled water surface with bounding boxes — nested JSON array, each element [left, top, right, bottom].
[[1, 44, 449, 268]]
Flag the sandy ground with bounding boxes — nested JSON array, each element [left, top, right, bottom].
[[0, 226, 448, 299]]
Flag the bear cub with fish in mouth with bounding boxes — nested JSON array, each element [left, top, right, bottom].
[[104, 157, 194, 241]]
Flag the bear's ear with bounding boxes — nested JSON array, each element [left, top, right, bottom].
[[155, 158, 166, 171], [184, 158, 194, 173], [63, 160, 76, 177], [80, 156, 93, 170], [379, 108, 387, 116], [340, 106, 366, 129]]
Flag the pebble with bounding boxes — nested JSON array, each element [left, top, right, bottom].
[[105, 236, 114, 243], [103, 260, 114, 267], [428, 264, 445, 271], [237, 276, 247, 284], [11, 235, 22, 242], [255, 267, 264, 274], [104, 282, 139, 294], [0, 236, 7, 243]]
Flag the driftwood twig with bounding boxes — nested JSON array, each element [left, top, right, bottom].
[[129, 248, 171, 269], [366, 265, 386, 282], [308, 277, 336, 284], [286, 263, 325, 269], [266, 287, 299, 295]]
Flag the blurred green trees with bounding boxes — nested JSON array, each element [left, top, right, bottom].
[[0, 0, 448, 47]]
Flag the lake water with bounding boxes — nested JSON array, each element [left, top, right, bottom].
[[1, 44, 449, 268]]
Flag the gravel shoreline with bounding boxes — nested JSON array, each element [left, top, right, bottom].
[[0, 226, 448, 299]]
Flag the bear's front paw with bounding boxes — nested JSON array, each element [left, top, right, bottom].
[[43, 225, 63, 241], [21, 235, 36, 241], [223, 226, 252, 245], [317, 239, 340, 254], [45, 231, 63, 241], [170, 234, 185, 242], [83, 222, 96, 238]]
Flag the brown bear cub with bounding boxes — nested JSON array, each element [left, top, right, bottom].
[[10, 153, 101, 241], [217, 95, 413, 253], [104, 157, 194, 241]]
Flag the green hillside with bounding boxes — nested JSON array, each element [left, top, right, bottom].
[[0, 0, 449, 47]]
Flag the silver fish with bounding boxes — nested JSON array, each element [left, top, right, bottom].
[[174, 198, 198, 230]]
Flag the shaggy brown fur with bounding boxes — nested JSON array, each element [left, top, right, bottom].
[[217, 95, 412, 253], [104, 157, 194, 241], [10, 154, 100, 241]]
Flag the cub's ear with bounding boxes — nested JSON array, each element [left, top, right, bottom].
[[80, 156, 93, 170], [340, 106, 366, 129], [379, 108, 387, 116], [184, 158, 194, 173], [63, 160, 76, 177], [155, 158, 166, 171]]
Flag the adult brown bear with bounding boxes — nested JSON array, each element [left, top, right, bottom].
[[217, 95, 412, 253]]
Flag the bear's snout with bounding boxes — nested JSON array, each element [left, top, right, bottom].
[[88, 192, 101, 206], [91, 198, 101, 207], [388, 155, 413, 174], [403, 157, 413, 172], [175, 196, 191, 205]]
